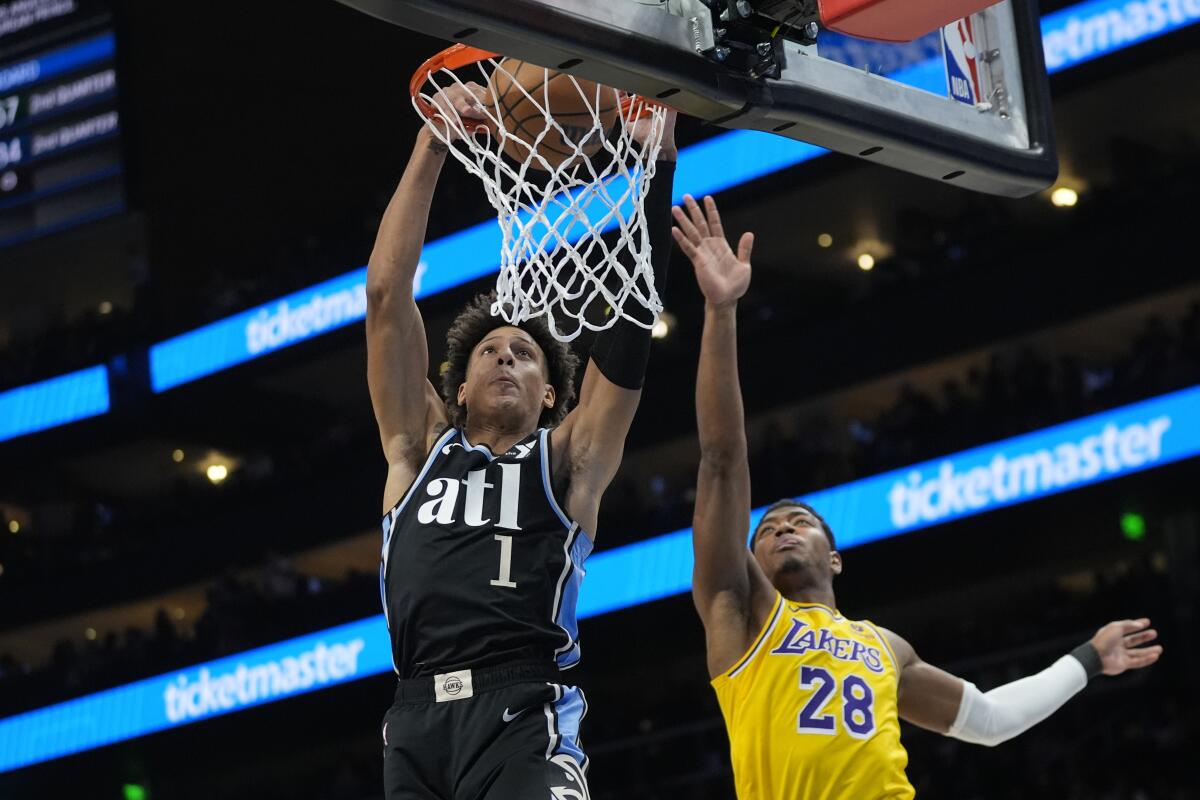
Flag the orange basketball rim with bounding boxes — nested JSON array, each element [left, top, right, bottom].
[[409, 43, 661, 128]]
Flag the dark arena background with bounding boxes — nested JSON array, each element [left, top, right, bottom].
[[1, 0, 1198, 798]]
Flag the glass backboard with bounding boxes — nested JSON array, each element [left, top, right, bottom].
[[337, 0, 1057, 196]]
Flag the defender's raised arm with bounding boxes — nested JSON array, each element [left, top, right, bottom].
[[674, 195, 774, 677]]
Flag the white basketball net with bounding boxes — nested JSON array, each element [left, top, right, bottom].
[[414, 54, 668, 342]]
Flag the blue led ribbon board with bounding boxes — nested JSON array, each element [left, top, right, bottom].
[[0, 365, 109, 443], [0, 617, 393, 773], [142, 0, 1200, 394], [582, 382, 1200, 616], [1040, 0, 1200, 72], [4, 381, 1199, 771], [149, 269, 370, 392], [802, 384, 1198, 548]]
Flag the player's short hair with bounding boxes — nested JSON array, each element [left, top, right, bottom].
[[441, 292, 579, 430], [751, 499, 837, 551]]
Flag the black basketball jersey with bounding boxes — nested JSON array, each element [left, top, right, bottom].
[[380, 426, 592, 679]]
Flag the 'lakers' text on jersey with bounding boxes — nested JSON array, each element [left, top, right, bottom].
[[380, 427, 591, 679], [713, 596, 915, 800]]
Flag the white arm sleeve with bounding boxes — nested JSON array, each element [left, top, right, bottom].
[[947, 655, 1088, 747]]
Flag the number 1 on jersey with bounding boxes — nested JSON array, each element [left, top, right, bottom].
[[490, 534, 518, 588]]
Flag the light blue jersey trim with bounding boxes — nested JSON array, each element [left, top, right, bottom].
[[459, 428, 499, 460], [547, 684, 589, 769], [539, 427, 575, 531], [379, 426, 458, 673], [538, 427, 593, 669], [552, 526, 593, 670]]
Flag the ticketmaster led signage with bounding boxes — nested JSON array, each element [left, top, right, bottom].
[[0, 618, 391, 774], [149, 269, 370, 392], [802, 384, 1190, 547], [579, 382, 1200, 617], [3, 382, 1198, 772]]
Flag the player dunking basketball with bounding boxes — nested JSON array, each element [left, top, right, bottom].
[[672, 194, 1164, 800], [367, 80, 676, 800]]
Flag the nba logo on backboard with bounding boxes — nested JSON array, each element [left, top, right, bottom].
[[943, 16, 986, 108]]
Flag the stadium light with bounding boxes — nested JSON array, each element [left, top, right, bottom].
[[857, 253, 876, 271], [1051, 186, 1079, 207], [651, 312, 675, 340]]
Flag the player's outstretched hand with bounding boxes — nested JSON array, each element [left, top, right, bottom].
[[672, 194, 753, 310], [1090, 618, 1162, 676], [427, 81, 490, 141]]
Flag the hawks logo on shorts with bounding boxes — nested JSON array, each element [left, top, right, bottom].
[[712, 595, 915, 800]]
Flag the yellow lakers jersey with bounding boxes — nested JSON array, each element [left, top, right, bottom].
[[712, 594, 914, 800]]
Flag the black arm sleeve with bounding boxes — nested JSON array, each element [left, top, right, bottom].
[[589, 159, 677, 390]]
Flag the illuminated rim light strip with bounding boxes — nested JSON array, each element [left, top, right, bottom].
[[143, 0, 1200, 393], [2, 381, 1198, 772], [0, 365, 109, 443]]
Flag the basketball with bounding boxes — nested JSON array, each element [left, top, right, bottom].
[[490, 58, 619, 171]]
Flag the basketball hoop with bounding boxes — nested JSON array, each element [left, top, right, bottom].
[[410, 44, 669, 342]]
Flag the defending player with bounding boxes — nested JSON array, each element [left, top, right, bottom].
[[673, 194, 1164, 800], [367, 81, 676, 799]]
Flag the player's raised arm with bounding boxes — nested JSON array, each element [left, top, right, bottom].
[[552, 112, 677, 534], [366, 84, 485, 511], [884, 619, 1162, 744], [676, 194, 774, 674]]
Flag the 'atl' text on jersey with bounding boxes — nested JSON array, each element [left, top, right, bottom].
[[380, 427, 592, 678]]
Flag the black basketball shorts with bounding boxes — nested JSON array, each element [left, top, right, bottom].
[[382, 661, 590, 800]]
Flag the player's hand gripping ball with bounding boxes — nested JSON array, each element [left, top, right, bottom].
[[427, 81, 490, 142]]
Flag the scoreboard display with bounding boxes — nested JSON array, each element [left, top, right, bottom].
[[0, 0, 122, 249]]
